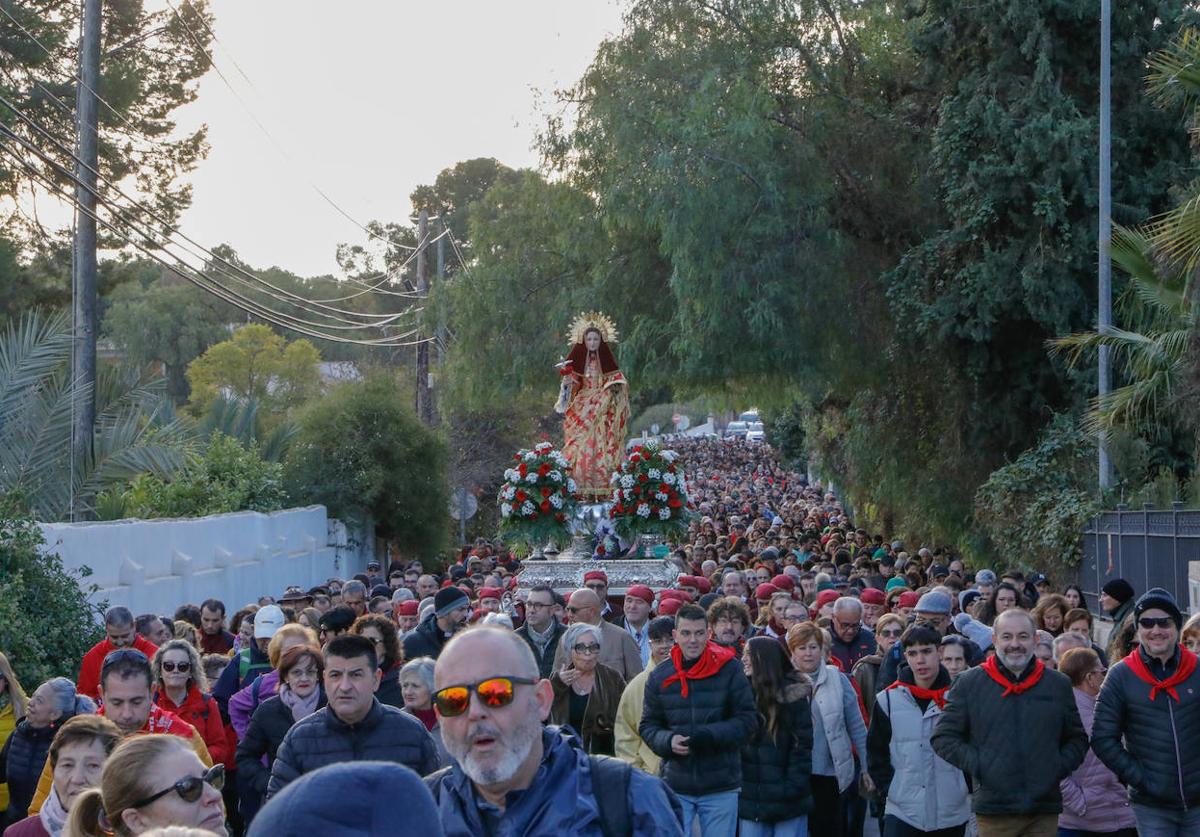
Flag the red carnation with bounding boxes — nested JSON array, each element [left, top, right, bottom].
[[637, 473, 648, 483], [537, 463, 550, 477], [518, 462, 528, 477], [555, 512, 566, 522], [540, 500, 551, 513], [668, 497, 683, 508], [515, 490, 527, 503], [659, 482, 670, 493], [541, 487, 552, 498]]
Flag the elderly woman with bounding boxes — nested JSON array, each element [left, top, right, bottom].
[[3, 715, 121, 837], [398, 658, 447, 766], [0, 653, 29, 819], [550, 623, 626, 755], [151, 642, 231, 770], [787, 622, 870, 837], [0, 679, 93, 829], [227, 623, 318, 740]]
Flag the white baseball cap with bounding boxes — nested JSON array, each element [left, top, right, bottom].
[[254, 604, 286, 639]]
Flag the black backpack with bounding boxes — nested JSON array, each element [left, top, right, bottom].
[[425, 753, 680, 837]]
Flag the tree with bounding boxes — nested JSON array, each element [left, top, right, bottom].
[[284, 375, 449, 559], [0, 493, 103, 686], [185, 324, 322, 419]]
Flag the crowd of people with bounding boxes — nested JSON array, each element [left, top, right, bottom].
[[0, 437, 1197, 837]]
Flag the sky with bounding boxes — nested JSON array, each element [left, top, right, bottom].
[[163, 1, 626, 277]]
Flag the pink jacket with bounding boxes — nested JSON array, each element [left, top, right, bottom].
[[1059, 688, 1136, 832], [228, 670, 280, 740]]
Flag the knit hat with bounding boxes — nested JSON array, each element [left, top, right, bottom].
[[1102, 578, 1135, 605], [885, 577, 908, 593], [959, 590, 981, 612], [897, 591, 920, 610], [974, 569, 997, 586], [434, 587, 470, 618], [248, 761, 443, 837], [816, 581, 836, 593], [915, 591, 952, 615], [1134, 587, 1182, 628], [626, 584, 654, 605], [860, 589, 886, 606], [755, 583, 781, 600]]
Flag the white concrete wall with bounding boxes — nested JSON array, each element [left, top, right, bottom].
[[39, 506, 353, 617]]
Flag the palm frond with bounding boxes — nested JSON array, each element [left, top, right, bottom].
[[1147, 28, 1200, 111]]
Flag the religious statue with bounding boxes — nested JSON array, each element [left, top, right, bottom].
[[555, 311, 631, 501]]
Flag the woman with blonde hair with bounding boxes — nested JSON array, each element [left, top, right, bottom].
[[67, 735, 226, 837], [151, 642, 231, 771], [172, 622, 199, 649], [0, 653, 29, 818], [851, 613, 905, 717], [226, 624, 317, 740]]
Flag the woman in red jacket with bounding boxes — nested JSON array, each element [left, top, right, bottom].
[[150, 641, 232, 769]]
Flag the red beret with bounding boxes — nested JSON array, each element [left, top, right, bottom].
[[626, 585, 654, 605], [897, 591, 921, 609], [816, 589, 841, 608], [677, 575, 702, 589], [860, 589, 886, 606], [658, 598, 684, 616], [479, 587, 502, 601], [659, 589, 692, 603], [755, 583, 781, 600], [395, 600, 419, 616], [770, 574, 795, 592], [695, 577, 712, 594], [583, 570, 608, 584]]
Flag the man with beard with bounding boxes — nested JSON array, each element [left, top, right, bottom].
[[403, 587, 471, 661], [932, 610, 1087, 837], [706, 597, 751, 657], [427, 626, 683, 836]]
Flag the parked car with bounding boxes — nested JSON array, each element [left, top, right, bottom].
[[746, 421, 765, 443], [724, 421, 749, 439]]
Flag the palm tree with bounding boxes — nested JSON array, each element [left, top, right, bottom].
[[195, 395, 298, 463], [0, 310, 194, 520]]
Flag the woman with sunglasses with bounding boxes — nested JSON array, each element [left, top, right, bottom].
[[234, 645, 323, 826], [151, 643, 232, 774], [851, 613, 904, 718], [67, 735, 227, 837], [3, 715, 121, 837], [549, 623, 625, 755]]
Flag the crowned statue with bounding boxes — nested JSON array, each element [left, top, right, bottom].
[[555, 311, 631, 502]]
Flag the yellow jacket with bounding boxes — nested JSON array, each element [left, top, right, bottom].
[[614, 667, 660, 775], [0, 701, 15, 811]]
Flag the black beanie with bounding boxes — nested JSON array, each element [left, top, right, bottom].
[[1102, 578, 1135, 605], [434, 586, 469, 618], [1134, 587, 1183, 628]]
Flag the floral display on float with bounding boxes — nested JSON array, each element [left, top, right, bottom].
[[608, 439, 692, 543], [497, 442, 578, 554]]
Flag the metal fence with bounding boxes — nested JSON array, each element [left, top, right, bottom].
[[1078, 503, 1200, 613]]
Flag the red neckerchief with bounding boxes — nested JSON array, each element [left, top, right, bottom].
[[1124, 646, 1197, 703], [981, 656, 1044, 697], [662, 641, 735, 698], [886, 679, 949, 709]]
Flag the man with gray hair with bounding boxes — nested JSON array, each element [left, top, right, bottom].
[[427, 626, 683, 835], [76, 605, 160, 699], [830, 596, 877, 672]]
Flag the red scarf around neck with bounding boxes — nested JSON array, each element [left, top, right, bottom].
[[981, 656, 1044, 698], [662, 641, 735, 698], [887, 679, 949, 709], [1124, 646, 1197, 703]]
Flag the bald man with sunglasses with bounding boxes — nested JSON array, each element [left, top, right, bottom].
[[427, 626, 683, 836]]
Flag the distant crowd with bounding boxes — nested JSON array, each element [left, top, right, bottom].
[[0, 437, 1196, 837]]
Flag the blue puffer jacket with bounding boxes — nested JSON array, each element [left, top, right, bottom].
[[429, 727, 683, 837], [1093, 646, 1200, 811], [266, 699, 438, 798]]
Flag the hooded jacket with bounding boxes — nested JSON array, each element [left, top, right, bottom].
[[738, 674, 814, 824]]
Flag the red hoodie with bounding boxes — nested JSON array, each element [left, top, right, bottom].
[[154, 685, 234, 768], [76, 635, 159, 699]]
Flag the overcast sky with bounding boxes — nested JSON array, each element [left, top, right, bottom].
[[164, 1, 625, 277]]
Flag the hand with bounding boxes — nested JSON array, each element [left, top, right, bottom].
[[860, 773, 875, 795], [670, 734, 690, 756], [558, 666, 581, 686]]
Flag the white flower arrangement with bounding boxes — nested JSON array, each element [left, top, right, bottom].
[[636, 503, 651, 518], [663, 472, 676, 485], [658, 507, 671, 520], [648, 468, 661, 480], [521, 501, 536, 516], [655, 492, 669, 502], [620, 474, 635, 489], [549, 470, 563, 483], [567, 478, 577, 493]]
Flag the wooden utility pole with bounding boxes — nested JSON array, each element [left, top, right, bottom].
[[415, 210, 432, 424], [71, 0, 102, 519]]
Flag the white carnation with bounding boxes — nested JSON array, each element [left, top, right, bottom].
[[521, 501, 535, 516], [655, 492, 668, 502], [620, 475, 635, 489], [661, 450, 677, 462], [504, 468, 519, 482], [523, 452, 537, 462], [525, 472, 539, 484], [610, 472, 620, 486], [658, 507, 671, 520], [612, 490, 622, 502], [549, 470, 563, 482], [500, 503, 513, 518], [567, 478, 577, 493], [549, 494, 563, 509], [501, 486, 516, 501], [663, 472, 676, 485], [636, 503, 651, 518], [648, 468, 661, 480]]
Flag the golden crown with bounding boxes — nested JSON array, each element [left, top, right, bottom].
[[567, 311, 619, 345]]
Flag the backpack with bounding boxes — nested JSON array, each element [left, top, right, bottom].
[[426, 752, 680, 837], [237, 648, 271, 684]]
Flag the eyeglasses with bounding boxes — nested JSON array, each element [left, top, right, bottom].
[[1087, 668, 1107, 678], [879, 629, 903, 638], [1138, 617, 1174, 629], [565, 606, 591, 615], [131, 764, 224, 809], [525, 601, 553, 610], [573, 643, 601, 655], [433, 676, 538, 717], [161, 661, 191, 673]]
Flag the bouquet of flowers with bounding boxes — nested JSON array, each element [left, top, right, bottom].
[[608, 439, 692, 544], [497, 442, 578, 554]]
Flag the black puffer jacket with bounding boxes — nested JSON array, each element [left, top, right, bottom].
[[1093, 646, 1200, 810], [266, 698, 439, 798], [931, 660, 1088, 816], [376, 664, 404, 709], [639, 645, 757, 797], [738, 675, 814, 824], [235, 689, 327, 822], [0, 719, 56, 827], [401, 615, 451, 661]]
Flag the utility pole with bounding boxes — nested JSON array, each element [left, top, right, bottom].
[[415, 210, 431, 425], [71, 0, 102, 520], [1098, 0, 1113, 491], [432, 224, 445, 426]]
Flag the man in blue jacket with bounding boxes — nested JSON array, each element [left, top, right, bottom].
[[428, 626, 682, 837]]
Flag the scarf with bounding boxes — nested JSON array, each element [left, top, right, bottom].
[[39, 786, 68, 837], [278, 684, 321, 723], [410, 706, 438, 731], [981, 656, 1044, 697], [1124, 646, 1198, 703], [662, 642, 735, 698], [887, 679, 949, 709]]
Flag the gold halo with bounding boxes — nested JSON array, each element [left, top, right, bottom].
[[567, 311, 619, 345]]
